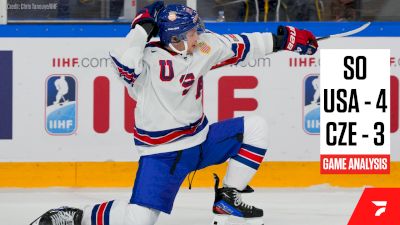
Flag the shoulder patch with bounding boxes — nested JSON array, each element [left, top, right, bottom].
[[198, 41, 211, 55]]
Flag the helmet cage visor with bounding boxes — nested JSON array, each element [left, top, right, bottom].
[[170, 18, 205, 44]]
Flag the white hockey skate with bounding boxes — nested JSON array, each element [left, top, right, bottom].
[[211, 174, 264, 225]]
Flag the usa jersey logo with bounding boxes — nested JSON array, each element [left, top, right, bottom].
[[45, 75, 77, 135], [303, 74, 320, 134]]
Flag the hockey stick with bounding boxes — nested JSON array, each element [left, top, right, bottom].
[[316, 22, 371, 41]]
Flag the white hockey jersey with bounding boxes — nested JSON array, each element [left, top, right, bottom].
[[111, 25, 274, 156]]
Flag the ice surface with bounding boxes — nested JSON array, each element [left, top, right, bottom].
[[0, 187, 362, 225]]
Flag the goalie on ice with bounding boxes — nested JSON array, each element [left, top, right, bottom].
[[31, 1, 318, 225]]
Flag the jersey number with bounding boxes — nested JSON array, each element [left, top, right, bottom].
[[180, 74, 203, 99], [160, 60, 203, 99], [180, 73, 195, 95]]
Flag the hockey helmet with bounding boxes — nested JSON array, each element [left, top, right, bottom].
[[157, 4, 205, 45]]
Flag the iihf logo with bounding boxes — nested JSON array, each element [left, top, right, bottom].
[[45, 75, 77, 135], [303, 74, 320, 134]]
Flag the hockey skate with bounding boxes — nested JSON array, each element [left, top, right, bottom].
[[211, 174, 264, 225], [30, 206, 82, 225]]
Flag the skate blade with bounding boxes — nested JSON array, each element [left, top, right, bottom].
[[29, 214, 42, 225], [212, 214, 264, 225]]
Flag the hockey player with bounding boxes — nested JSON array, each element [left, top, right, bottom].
[[31, 1, 318, 225], [53, 76, 69, 105]]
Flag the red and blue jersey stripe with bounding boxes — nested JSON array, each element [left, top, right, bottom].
[[212, 34, 251, 70], [134, 114, 208, 146], [91, 200, 114, 225], [110, 54, 140, 86], [233, 143, 266, 170]]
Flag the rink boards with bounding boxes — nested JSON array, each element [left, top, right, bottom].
[[0, 22, 399, 187]]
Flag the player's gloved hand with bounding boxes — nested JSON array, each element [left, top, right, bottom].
[[131, 1, 164, 40], [276, 25, 318, 55]]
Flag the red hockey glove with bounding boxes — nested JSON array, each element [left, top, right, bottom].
[[131, 1, 164, 40], [277, 25, 318, 55]]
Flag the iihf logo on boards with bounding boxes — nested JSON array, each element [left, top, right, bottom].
[[45, 75, 77, 135], [303, 74, 320, 134]]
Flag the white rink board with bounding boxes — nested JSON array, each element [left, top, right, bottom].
[[0, 37, 399, 162]]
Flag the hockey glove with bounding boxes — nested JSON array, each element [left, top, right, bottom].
[[131, 1, 165, 41], [276, 25, 318, 55]]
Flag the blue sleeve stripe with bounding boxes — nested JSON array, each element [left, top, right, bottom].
[[110, 54, 140, 85], [110, 54, 135, 74], [238, 34, 250, 63], [230, 43, 239, 57]]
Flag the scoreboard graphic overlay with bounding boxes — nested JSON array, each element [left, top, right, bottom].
[[320, 49, 390, 174]]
